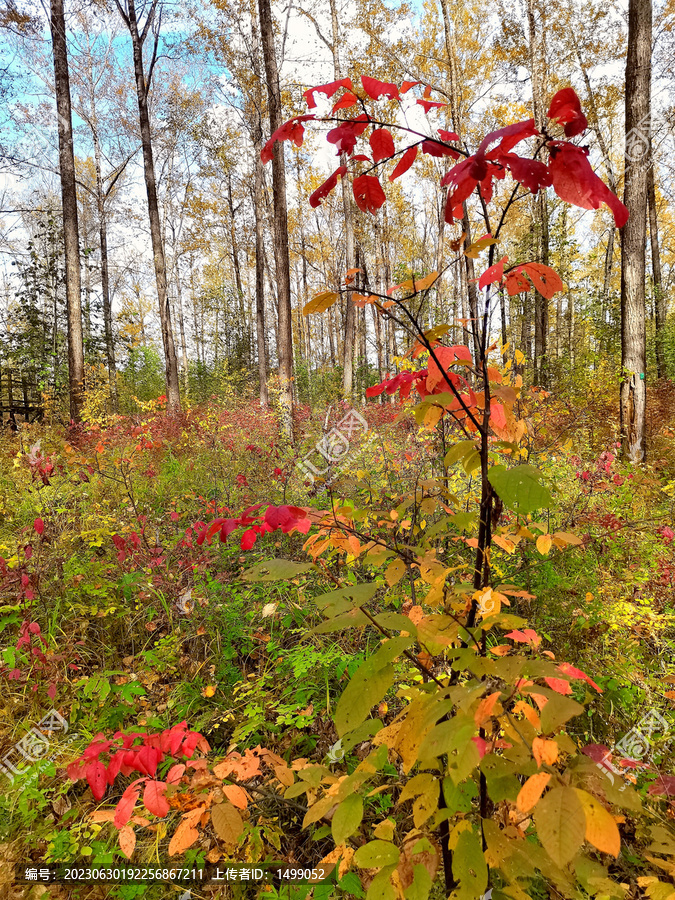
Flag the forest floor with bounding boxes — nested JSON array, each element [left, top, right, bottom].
[[0, 379, 673, 899]]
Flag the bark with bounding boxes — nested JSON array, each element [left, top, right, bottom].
[[620, 0, 651, 463], [116, 0, 181, 413], [527, 0, 550, 386], [648, 164, 666, 378], [50, 0, 84, 422], [258, 0, 293, 439], [249, 0, 269, 406]]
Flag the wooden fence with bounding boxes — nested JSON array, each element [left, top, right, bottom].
[[0, 369, 44, 428]]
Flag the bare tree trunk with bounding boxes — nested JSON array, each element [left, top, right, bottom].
[[115, 0, 181, 413], [648, 164, 666, 378], [258, 0, 293, 438], [50, 0, 84, 422], [527, 0, 550, 386], [620, 0, 651, 462]]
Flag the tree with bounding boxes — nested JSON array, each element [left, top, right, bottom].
[[257, 0, 294, 439], [113, 0, 181, 413], [620, 0, 651, 462], [49, 0, 84, 421]]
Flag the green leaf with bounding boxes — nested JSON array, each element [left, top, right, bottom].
[[487, 464, 552, 514], [531, 689, 584, 733], [313, 608, 369, 633], [243, 559, 314, 582], [332, 793, 363, 845], [417, 713, 475, 765], [354, 841, 400, 868], [335, 637, 412, 737], [444, 441, 477, 467], [452, 829, 488, 896], [533, 786, 585, 867], [314, 583, 379, 614]]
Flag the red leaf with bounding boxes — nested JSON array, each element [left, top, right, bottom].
[[547, 87, 588, 137], [114, 780, 143, 828], [304, 78, 352, 109], [361, 75, 399, 101], [506, 628, 541, 646], [478, 119, 538, 158], [421, 139, 460, 159], [544, 677, 572, 695], [327, 116, 369, 155], [389, 145, 418, 182], [518, 263, 564, 299], [478, 255, 508, 291], [261, 115, 314, 164], [438, 128, 459, 142], [548, 142, 628, 228], [353, 174, 386, 214], [166, 763, 186, 784], [499, 154, 552, 193], [401, 80, 420, 93], [504, 269, 532, 296], [143, 780, 170, 817], [47, 683, 56, 700], [33, 518, 44, 535], [85, 760, 107, 801], [557, 662, 602, 693], [582, 744, 612, 764], [647, 775, 675, 796], [332, 91, 359, 112], [369, 128, 395, 163], [417, 98, 446, 112], [240, 529, 258, 550], [309, 165, 347, 208]]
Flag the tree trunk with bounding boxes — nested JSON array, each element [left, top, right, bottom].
[[648, 164, 666, 378], [326, 0, 356, 397], [620, 0, 651, 462], [50, 0, 84, 422], [527, 0, 550, 386], [118, 0, 181, 413], [258, 0, 294, 439]]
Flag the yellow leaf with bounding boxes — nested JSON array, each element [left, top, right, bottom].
[[303, 291, 339, 316], [574, 789, 621, 857], [517, 773, 550, 813], [211, 802, 244, 847], [536, 534, 553, 555], [385, 558, 406, 587], [464, 236, 498, 258], [514, 349, 525, 364]]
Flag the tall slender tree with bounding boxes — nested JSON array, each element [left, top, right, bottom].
[[620, 0, 651, 462], [258, 0, 293, 438], [49, 0, 84, 421], [113, 0, 181, 412]]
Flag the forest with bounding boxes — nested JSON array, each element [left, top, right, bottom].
[[0, 0, 674, 897]]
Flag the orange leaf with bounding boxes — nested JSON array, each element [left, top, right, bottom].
[[474, 691, 502, 727], [222, 784, 249, 810], [532, 737, 559, 767], [168, 808, 202, 856], [517, 773, 551, 813], [118, 825, 136, 859]]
